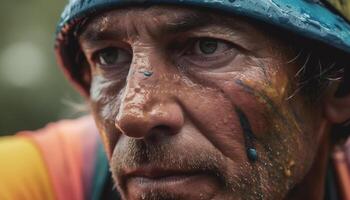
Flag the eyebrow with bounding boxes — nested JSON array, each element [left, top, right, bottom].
[[161, 12, 213, 34], [80, 11, 219, 42]]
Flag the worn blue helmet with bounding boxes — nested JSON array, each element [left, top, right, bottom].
[[55, 0, 350, 95]]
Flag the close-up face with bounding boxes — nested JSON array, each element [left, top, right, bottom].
[[78, 6, 327, 200]]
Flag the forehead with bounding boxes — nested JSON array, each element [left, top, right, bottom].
[[92, 6, 202, 22], [85, 6, 210, 29], [79, 5, 257, 40]]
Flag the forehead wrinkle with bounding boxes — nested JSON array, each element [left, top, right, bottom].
[[80, 9, 214, 41], [79, 7, 251, 45], [160, 11, 212, 33], [79, 15, 125, 44]]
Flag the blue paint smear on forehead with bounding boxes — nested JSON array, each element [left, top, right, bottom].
[[57, 0, 350, 54]]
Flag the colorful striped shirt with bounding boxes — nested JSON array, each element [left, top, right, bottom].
[[0, 116, 118, 200]]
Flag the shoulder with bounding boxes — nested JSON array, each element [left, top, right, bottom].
[[0, 115, 104, 200], [26, 115, 102, 200], [0, 136, 55, 200]]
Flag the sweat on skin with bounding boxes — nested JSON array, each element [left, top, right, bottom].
[[74, 5, 347, 200]]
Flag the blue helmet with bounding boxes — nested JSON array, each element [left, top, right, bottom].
[[55, 0, 350, 94]]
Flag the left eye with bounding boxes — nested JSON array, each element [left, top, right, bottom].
[[94, 47, 131, 67], [190, 38, 233, 56]]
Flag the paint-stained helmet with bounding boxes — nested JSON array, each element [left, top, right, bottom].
[[55, 0, 350, 95]]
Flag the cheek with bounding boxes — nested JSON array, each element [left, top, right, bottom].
[[223, 82, 270, 136], [190, 71, 277, 140], [171, 63, 286, 163], [190, 67, 314, 188], [89, 75, 125, 157], [162, 76, 248, 163]]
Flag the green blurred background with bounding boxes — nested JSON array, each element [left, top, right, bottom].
[[0, 1, 85, 135]]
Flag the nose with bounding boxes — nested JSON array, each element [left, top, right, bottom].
[[115, 101, 184, 139], [114, 49, 184, 139]]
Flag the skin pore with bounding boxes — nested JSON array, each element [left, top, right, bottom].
[[78, 6, 334, 200]]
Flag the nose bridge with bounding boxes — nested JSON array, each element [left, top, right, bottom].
[[124, 43, 179, 101], [115, 46, 183, 138], [122, 45, 172, 107]]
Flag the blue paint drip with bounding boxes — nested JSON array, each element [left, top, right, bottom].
[[247, 148, 258, 162], [235, 107, 258, 163], [143, 71, 153, 77]]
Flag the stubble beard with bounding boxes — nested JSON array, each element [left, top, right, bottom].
[[108, 137, 272, 200]]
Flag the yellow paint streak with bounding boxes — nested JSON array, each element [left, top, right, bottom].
[[327, 0, 350, 21]]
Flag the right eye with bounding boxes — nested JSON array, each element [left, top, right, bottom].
[[93, 47, 132, 68]]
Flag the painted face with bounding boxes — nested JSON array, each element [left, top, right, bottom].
[[79, 6, 325, 200]]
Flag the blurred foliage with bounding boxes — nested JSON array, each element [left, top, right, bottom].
[[0, 0, 85, 135]]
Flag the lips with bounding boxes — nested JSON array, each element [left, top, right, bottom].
[[123, 166, 210, 186], [126, 167, 203, 179], [121, 166, 220, 199]]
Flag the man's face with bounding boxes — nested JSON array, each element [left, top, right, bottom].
[[79, 6, 324, 200]]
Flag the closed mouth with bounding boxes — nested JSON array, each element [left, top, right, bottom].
[[122, 166, 216, 190], [125, 167, 208, 182]]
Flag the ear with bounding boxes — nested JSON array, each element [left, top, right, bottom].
[[324, 77, 350, 124]]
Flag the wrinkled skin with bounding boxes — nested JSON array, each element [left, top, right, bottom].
[[78, 6, 335, 200]]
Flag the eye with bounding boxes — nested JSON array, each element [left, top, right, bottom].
[[189, 38, 233, 56], [177, 37, 239, 69], [94, 47, 131, 67]]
